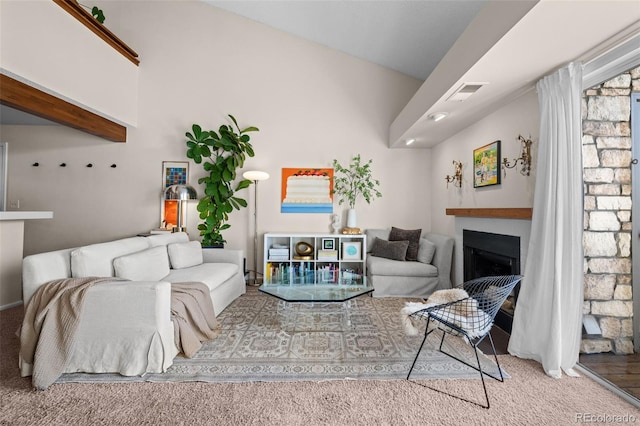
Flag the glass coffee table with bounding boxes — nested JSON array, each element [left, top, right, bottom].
[[258, 281, 373, 302]]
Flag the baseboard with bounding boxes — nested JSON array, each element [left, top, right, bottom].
[[0, 300, 23, 311]]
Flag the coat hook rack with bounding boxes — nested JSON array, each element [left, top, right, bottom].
[[60, 163, 67, 167], [86, 163, 93, 168], [445, 160, 463, 188], [32, 162, 39, 167], [110, 164, 117, 168], [502, 135, 533, 176]]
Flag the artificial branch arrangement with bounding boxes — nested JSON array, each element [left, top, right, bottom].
[[332, 154, 382, 209]]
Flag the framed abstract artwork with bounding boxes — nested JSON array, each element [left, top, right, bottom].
[[162, 161, 189, 188], [342, 241, 362, 260], [473, 140, 501, 188], [161, 161, 189, 228]]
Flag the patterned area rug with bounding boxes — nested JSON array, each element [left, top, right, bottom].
[[57, 288, 507, 384]]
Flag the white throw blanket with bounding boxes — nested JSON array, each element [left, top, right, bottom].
[[400, 288, 492, 341]]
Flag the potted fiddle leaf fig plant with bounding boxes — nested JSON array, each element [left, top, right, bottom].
[[332, 154, 382, 230], [185, 115, 258, 246]]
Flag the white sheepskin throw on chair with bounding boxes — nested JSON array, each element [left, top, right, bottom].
[[400, 288, 492, 341]]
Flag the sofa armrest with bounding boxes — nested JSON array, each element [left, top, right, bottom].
[[202, 248, 243, 269], [424, 232, 454, 289], [19, 280, 174, 377]]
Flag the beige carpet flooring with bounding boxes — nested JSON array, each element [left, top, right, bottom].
[[2, 297, 640, 425]]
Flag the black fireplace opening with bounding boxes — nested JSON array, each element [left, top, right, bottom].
[[463, 230, 521, 333]]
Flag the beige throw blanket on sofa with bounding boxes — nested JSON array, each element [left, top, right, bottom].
[[170, 282, 220, 358], [20, 277, 115, 391], [22, 278, 220, 390]]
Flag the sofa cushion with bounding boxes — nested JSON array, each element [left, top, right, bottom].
[[417, 238, 436, 264], [365, 229, 390, 252], [168, 241, 203, 269], [146, 232, 190, 247], [389, 227, 421, 261], [370, 237, 409, 261], [367, 256, 438, 278], [71, 237, 150, 278], [113, 246, 170, 281], [162, 263, 239, 292]]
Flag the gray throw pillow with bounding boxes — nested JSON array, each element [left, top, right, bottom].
[[389, 227, 421, 261], [370, 237, 409, 261], [417, 238, 436, 264]]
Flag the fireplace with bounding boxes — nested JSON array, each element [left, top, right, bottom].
[[463, 229, 521, 333]]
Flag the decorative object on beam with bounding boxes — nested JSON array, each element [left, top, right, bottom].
[[502, 135, 533, 176], [445, 160, 463, 188]]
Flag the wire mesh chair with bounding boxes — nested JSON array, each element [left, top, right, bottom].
[[406, 275, 523, 409]]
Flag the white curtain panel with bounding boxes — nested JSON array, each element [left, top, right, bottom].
[[508, 62, 584, 378]]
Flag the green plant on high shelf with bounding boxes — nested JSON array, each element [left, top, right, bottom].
[[185, 115, 258, 246], [332, 154, 382, 230], [76, 2, 106, 23]]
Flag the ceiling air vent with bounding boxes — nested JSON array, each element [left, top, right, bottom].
[[446, 82, 487, 102]]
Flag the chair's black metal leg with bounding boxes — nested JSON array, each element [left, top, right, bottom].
[[438, 328, 446, 351], [407, 317, 432, 380], [472, 343, 490, 409], [486, 331, 505, 382]]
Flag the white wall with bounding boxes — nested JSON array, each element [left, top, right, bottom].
[[0, 0, 139, 126], [2, 1, 424, 272], [430, 90, 540, 237]]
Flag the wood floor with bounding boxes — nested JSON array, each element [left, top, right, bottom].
[[580, 353, 640, 401]]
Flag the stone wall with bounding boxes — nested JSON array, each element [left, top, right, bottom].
[[581, 65, 639, 355]]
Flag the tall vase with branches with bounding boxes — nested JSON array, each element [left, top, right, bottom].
[[332, 154, 382, 231]]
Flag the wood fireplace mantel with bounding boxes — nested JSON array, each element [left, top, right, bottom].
[[446, 208, 533, 220]]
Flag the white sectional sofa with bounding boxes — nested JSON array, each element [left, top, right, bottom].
[[20, 232, 245, 378]]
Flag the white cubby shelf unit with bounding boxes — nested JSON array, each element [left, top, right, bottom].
[[263, 233, 367, 286]]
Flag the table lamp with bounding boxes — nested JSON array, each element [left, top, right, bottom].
[[163, 184, 197, 233]]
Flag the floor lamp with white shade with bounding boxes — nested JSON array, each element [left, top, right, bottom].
[[243, 170, 270, 285]]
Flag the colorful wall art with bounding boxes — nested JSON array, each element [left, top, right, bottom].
[[281, 168, 333, 213], [473, 140, 501, 188]]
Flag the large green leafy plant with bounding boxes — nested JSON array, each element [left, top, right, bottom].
[[186, 115, 258, 246], [332, 154, 382, 209]]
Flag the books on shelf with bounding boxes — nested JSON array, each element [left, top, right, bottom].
[[150, 228, 171, 234], [268, 246, 290, 261], [317, 249, 338, 261], [268, 255, 290, 261]]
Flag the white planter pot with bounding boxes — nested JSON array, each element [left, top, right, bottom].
[[347, 209, 357, 228]]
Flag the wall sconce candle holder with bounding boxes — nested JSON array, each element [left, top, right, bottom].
[[445, 160, 463, 188], [502, 135, 533, 176]]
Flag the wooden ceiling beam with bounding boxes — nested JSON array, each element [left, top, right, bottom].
[[0, 74, 127, 143]]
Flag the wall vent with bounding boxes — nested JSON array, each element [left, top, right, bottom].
[[447, 82, 487, 102]]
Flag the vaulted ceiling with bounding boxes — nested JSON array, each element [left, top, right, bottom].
[[206, 1, 640, 149], [206, 0, 487, 81]]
